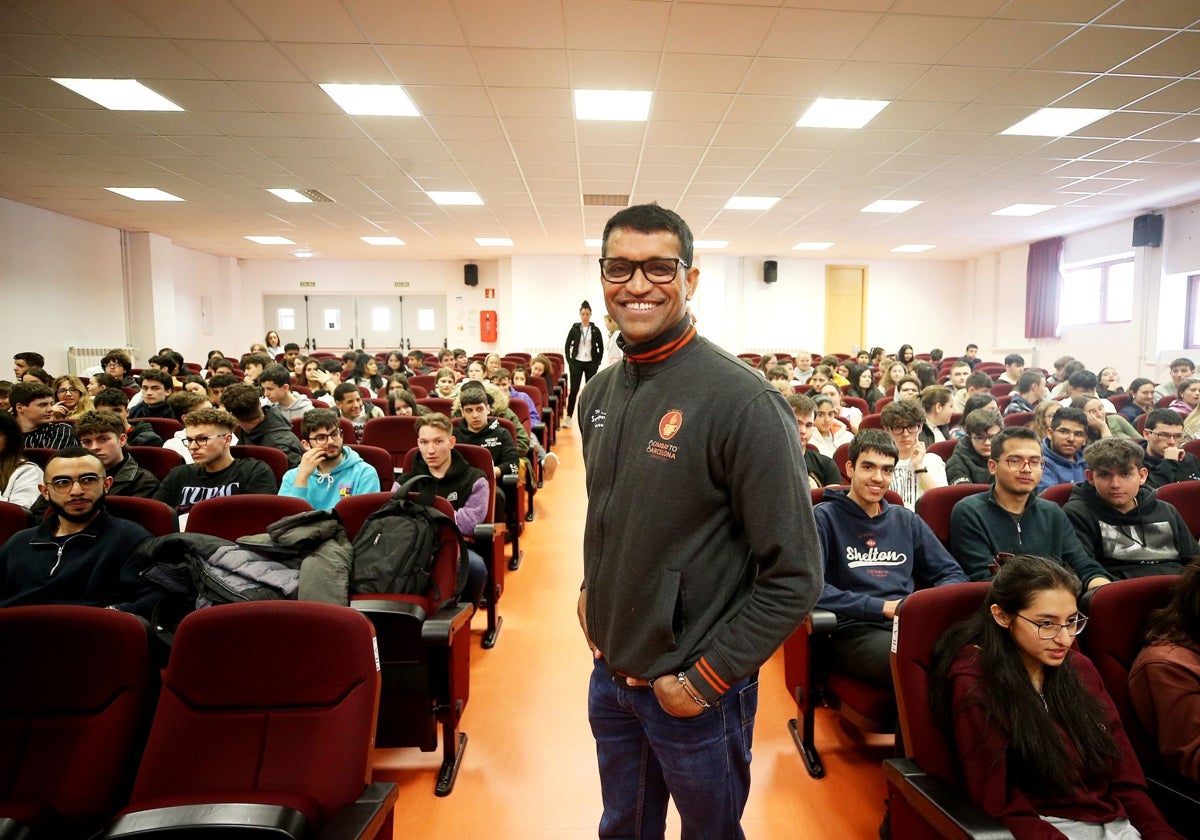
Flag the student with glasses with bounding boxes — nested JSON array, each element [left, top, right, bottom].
[[931, 554, 1180, 839], [1141, 408, 1200, 489], [945, 408, 1003, 485], [278, 409, 379, 509], [153, 408, 276, 523], [1039, 406, 1090, 492], [880, 398, 946, 509], [50, 374, 92, 421], [950, 426, 1112, 588], [0, 447, 160, 616]]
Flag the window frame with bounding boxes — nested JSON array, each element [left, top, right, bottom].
[[1058, 256, 1135, 328], [1185, 274, 1200, 349]]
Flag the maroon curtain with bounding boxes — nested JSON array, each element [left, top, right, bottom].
[[1025, 236, 1064, 339]]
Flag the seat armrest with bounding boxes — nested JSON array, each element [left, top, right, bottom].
[[103, 803, 311, 838], [318, 782, 398, 840], [882, 759, 1013, 839], [807, 608, 838, 635], [0, 818, 33, 840], [473, 522, 505, 542], [421, 602, 474, 645]]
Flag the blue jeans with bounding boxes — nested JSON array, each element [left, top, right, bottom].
[[588, 658, 758, 840]]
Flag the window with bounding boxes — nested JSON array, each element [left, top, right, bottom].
[[1186, 274, 1200, 349], [277, 308, 295, 331], [324, 309, 341, 330], [418, 308, 436, 331], [371, 307, 389, 331], [1058, 257, 1134, 327]]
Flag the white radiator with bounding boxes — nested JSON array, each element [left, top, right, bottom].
[[991, 346, 1037, 365], [68, 346, 136, 376]]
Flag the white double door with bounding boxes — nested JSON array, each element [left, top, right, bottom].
[[263, 294, 446, 353]]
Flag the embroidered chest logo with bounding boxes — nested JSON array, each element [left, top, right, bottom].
[[647, 409, 684, 461]]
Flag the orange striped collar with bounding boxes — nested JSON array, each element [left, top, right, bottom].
[[624, 322, 696, 365]]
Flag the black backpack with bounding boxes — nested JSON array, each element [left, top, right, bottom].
[[348, 474, 467, 608]]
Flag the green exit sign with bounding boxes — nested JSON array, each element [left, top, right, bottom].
[[395, 281, 410, 288], [300, 281, 316, 287]]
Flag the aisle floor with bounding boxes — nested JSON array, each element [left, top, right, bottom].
[[374, 425, 891, 839]]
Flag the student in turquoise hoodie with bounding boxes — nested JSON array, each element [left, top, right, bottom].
[[279, 409, 380, 509]]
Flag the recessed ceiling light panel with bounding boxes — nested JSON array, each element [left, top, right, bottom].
[[54, 78, 183, 111], [427, 191, 483, 206], [793, 242, 834, 251], [992, 203, 1055, 217], [891, 244, 935, 253], [573, 90, 652, 121], [862, 199, 921, 213], [361, 236, 406, 245], [724, 196, 779, 210], [245, 235, 296, 245], [796, 98, 889, 129], [105, 187, 184, 201], [319, 83, 420, 116], [475, 237, 513, 247], [268, 189, 313, 203], [1001, 108, 1111, 137]]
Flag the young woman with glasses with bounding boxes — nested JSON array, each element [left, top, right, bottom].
[[931, 555, 1180, 839]]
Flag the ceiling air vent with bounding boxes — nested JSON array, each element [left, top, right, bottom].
[[583, 194, 629, 207], [298, 189, 333, 202]]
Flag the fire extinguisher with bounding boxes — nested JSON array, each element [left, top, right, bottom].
[[480, 310, 497, 343]]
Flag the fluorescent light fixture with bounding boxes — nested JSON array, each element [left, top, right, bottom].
[[360, 236, 406, 246], [573, 89, 652, 121], [796, 98, 889, 129], [427, 191, 483, 206], [105, 187, 184, 201], [319, 83, 420, 116], [53, 78, 183, 111], [793, 241, 834, 251], [724, 196, 779, 210], [992, 203, 1055, 217], [245, 235, 296, 245], [891, 244, 935, 253], [293, 250, 314, 258], [1001, 107, 1111, 137], [475, 237, 513, 247], [862, 199, 921, 213], [268, 188, 313, 203], [694, 240, 729, 249], [585, 238, 603, 248]]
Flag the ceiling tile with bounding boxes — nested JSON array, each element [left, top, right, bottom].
[[941, 20, 1078, 68], [376, 46, 481, 86], [275, 43, 394, 83], [176, 40, 308, 83], [759, 8, 883, 60], [1054, 75, 1180, 110], [455, 0, 566, 49], [0, 34, 120, 76], [1114, 31, 1200, 76], [976, 71, 1094, 106], [659, 54, 752, 94], [474, 48, 569, 88], [665, 2, 778, 56], [230, 0, 365, 42], [995, 0, 1115, 24], [1030, 26, 1169, 73], [900, 65, 1014, 103], [487, 87, 571, 119], [1096, 0, 1200, 29], [563, 0, 670, 50], [850, 14, 980, 63]]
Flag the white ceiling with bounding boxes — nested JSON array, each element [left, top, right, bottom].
[[1, 0, 1199, 262]]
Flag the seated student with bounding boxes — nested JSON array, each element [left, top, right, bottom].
[[10, 382, 77, 451], [161, 391, 233, 464], [949, 427, 1111, 587], [408, 349, 430, 376], [11, 352, 44, 381], [153, 407, 277, 521], [434, 366, 459, 399], [806, 364, 833, 394], [453, 387, 519, 482], [1065, 438, 1199, 580], [180, 374, 212, 399], [278, 409, 380, 508], [1168, 377, 1200, 420], [910, 361, 938, 391], [0, 380, 12, 412], [792, 351, 814, 387], [959, 343, 980, 370], [20, 367, 54, 388], [877, 360, 908, 396], [219, 382, 303, 469], [814, 429, 967, 689], [206, 372, 240, 408], [435, 348, 456, 374], [1073, 394, 1142, 443], [1096, 366, 1123, 399], [787, 394, 841, 490], [0, 410, 42, 509], [0, 447, 159, 617], [333, 382, 383, 442], [767, 365, 794, 396], [945, 408, 1003, 486], [50, 374, 91, 421], [930, 554, 1181, 840], [1004, 370, 1045, 415], [407, 413, 488, 607], [388, 388, 420, 417], [995, 353, 1023, 386], [953, 369, 993, 413], [240, 352, 272, 385], [881, 398, 947, 509], [808, 394, 853, 458], [1142, 408, 1200, 489], [100, 349, 136, 387], [491, 367, 540, 424], [1038, 406, 1089, 491], [453, 348, 470, 377], [128, 369, 176, 419], [350, 353, 385, 393], [918, 385, 954, 448], [93, 388, 162, 447], [1121, 377, 1158, 424], [1058, 370, 1117, 415], [949, 393, 1001, 441], [1156, 357, 1195, 402], [819, 382, 861, 432], [847, 365, 884, 413], [1047, 354, 1075, 390], [146, 353, 183, 391], [1129, 562, 1200, 785], [281, 342, 301, 372], [70, 410, 159, 500], [86, 372, 123, 398], [945, 358, 971, 399], [257, 364, 312, 421]]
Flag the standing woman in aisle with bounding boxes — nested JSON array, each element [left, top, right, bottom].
[[563, 300, 604, 426]]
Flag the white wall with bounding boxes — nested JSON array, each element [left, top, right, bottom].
[[0, 198, 127, 372]]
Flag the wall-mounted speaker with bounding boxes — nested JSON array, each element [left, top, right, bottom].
[[1132, 213, 1163, 248], [464, 263, 479, 286], [764, 260, 778, 284]]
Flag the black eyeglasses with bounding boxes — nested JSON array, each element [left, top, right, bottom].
[[1015, 612, 1088, 639], [598, 257, 687, 284], [49, 473, 102, 490]]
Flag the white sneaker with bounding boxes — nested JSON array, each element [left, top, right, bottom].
[[563, 416, 572, 428], [542, 452, 559, 481]]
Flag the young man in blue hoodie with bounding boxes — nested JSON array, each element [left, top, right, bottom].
[[278, 409, 380, 509], [815, 429, 968, 690], [1038, 405, 1089, 492]]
